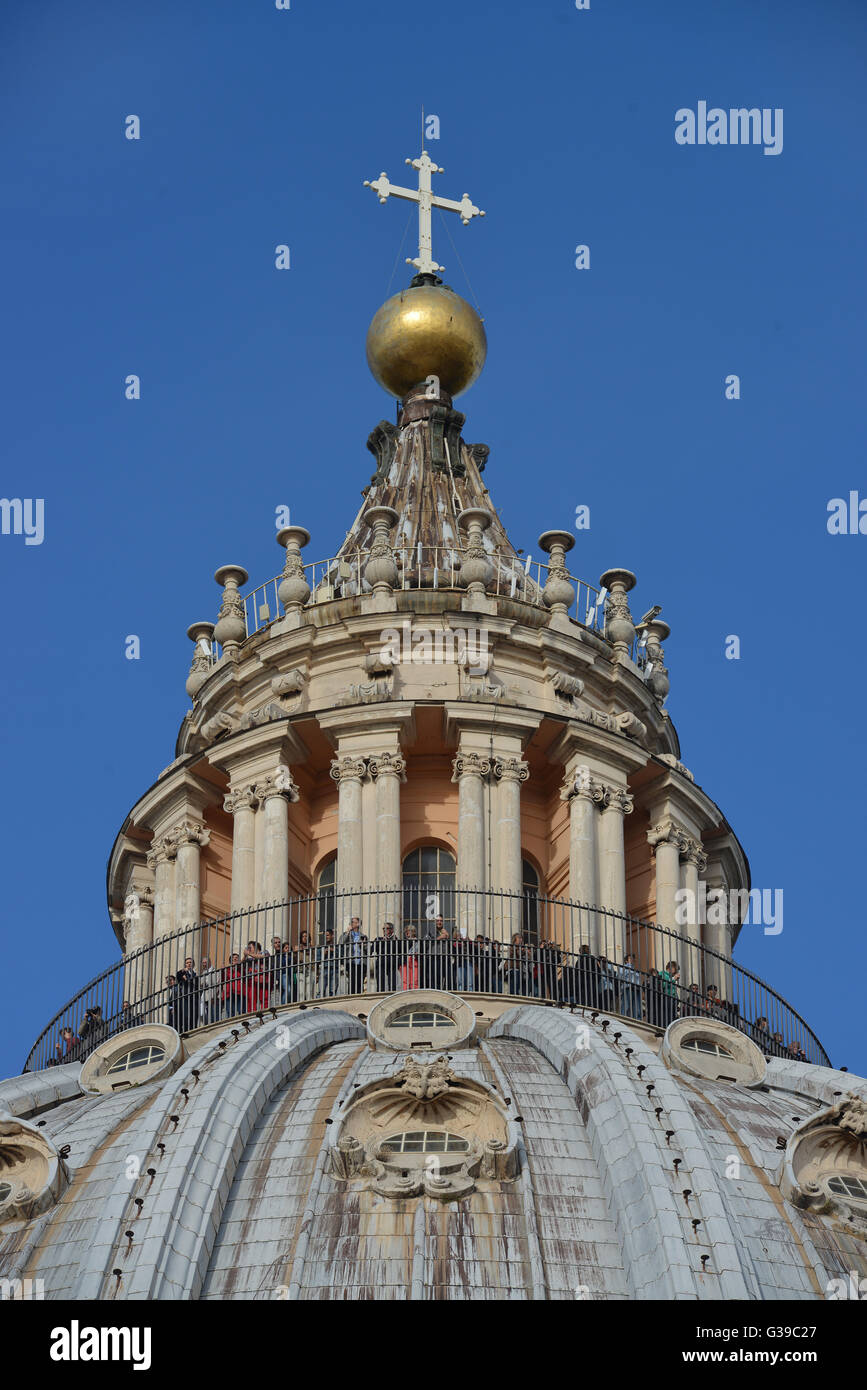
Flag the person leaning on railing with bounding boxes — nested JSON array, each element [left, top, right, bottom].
[[296, 929, 316, 1001], [221, 954, 244, 1018], [198, 958, 221, 1026], [77, 1005, 107, 1057], [400, 926, 420, 991], [618, 954, 642, 1019], [432, 922, 453, 991], [452, 926, 474, 992], [538, 938, 562, 1001], [54, 1025, 80, 1065], [318, 927, 343, 997]]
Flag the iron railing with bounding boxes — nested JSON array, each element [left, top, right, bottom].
[[27, 889, 829, 1072]]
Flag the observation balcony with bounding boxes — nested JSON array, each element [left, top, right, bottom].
[[27, 889, 829, 1072]]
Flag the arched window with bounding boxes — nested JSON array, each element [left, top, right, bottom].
[[317, 858, 336, 941], [402, 847, 456, 940], [522, 859, 540, 945]]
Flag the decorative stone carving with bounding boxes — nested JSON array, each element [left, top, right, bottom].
[[123, 886, 153, 925], [223, 784, 259, 815], [146, 831, 179, 869], [199, 710, 240, 745], [329, 756, 369, 784], [451, 752, 492, 781], [330, 1042, 517, 1202], [270, 668, 306, 698], [0, 1113, 68, 1226], [366, 419, 400, 484], [167, 820, 211, 851], [368, 751, 406, 781], [468, 442, 489, 473], [79, 1024, 183, 1096], [599, 568, 637, 655], [493, 757, 530, 785], [363, 506, 399, 592], [781, 1094, 867, 1217], [185, 621, 215, 700], [339, 675, 393, 705], [647, 818, 691, 856], [276, 527, 311, 612], [213, 565, 249, 652], [239, 701, 289, 731], [599, 785, 634, 816], [559, 768, 606, 804], [550, 671, 585, 702], [683, 837, 708, 873], [615, 711, 648, 745], [539, 530, 576, 616], [255, 767, 299, 803]]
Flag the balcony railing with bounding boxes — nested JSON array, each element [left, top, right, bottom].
[[27, 890, 829, 1072]]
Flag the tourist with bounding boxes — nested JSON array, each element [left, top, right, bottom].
[[338, 916, 369, 994], [575, 944, 597, 1007], [452, 926, 474, 993], [618, 954, 642, 1019], [538, 938, 562, 1000], [597, 955, 617, 1013], [400, 926, 420, 991], [221, 954, 244, 1018], [660, 960, 680, 1026], [117, 1000, 144, 1031], [164, 976, 177, 1028], [174, 959, 200, 1032], [432, 921, 453, 991], [372, 922, 400, 992], [296, 929, 317, 1000], [198, 958, 221, 1025], [279, 941, 296, 1004], [243, 942, 269, 1012], [78, 1005, 107, 1055], [507, 934, 529, 996], [54, 1026, 79, 1064], [318, 927, 341, 997]]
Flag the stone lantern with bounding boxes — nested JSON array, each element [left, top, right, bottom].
[[276, 525, 311, 613], [185, 621, 215, 700], [599, 568, 637, 656], [539, 530, 576, 619], [213, 565, 249, 656]]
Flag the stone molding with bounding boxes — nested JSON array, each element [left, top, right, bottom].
[[559, 768, 606, 804], [223, 783, 259, 815], [781, 1094, 867, 1219], [599, 784, 634, 816], [329, 755, 369, 784], [367, 751, 406, 780], [256, 767, 300, 803]]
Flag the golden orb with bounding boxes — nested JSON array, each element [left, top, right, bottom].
[[366, 283, 487, 399]]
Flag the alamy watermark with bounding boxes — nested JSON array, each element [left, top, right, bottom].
[[675, 103, 783, 157], [675, 884, 783, 936], [379, 620, 489, 676], [1, 497, 44, 545]]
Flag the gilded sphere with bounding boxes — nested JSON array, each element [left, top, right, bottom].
[[366, 284, 487, 399]]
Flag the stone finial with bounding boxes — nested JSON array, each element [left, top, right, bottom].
[[213, 565, 249, 655], [363, 506, 399, 594], [457, 508, 494, 597], [538, 530, 576, 617], [276, 526, 311, 613], [599, 568, 637, 655], [185, 621, 215, 701], [641, 617, 671, 702]]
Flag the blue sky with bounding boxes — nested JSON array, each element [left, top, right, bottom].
[[2, 0, 865, 1078]]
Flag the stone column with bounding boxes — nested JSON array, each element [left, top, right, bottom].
[[224, 783, 259, 914], [702, 868, 733, 1000], [330, 755, 368, 926], [173, 820, 211, 968], [559, 769, 604, 951], [680, 838, 707, 992], [647, 820, 682, 935], [147, 834, 177, 943], [369, 751, 406, 929], [452, 752, 491, 937], [257, 767, 300, 938], [597, 784, 634, 960], [122, 886, 154, 1011], [492, 756, 529, 943]]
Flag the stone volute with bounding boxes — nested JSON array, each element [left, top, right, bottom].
[[363, 506, 399, 592], [185, 621, 215, 700], [539, 530, 577, 616], [457, 507, 494, 596], [276, 526, 311, 612], [213, 565, 249, 654], [600, 567, 637, 655]]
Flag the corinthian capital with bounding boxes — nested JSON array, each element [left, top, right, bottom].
[[684, 837, 708, 871], [146, 831, 178, 868], [256, 766, 300, 802], [330, 755, 368, 785], [223, 783, 259, 815], [451, 752, 492, 782], [559, 767, 605, 804], [169, 819, 211, 850], [368, 751, 406, 780], [600, 784, 634, 815], [493, 757, 530, 784], [647, 818, 689, 854]]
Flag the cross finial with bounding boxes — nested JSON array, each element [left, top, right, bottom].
[[364, 145, 485, 277]]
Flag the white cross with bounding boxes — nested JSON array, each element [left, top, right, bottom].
[[364, 148, 485, 277]]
